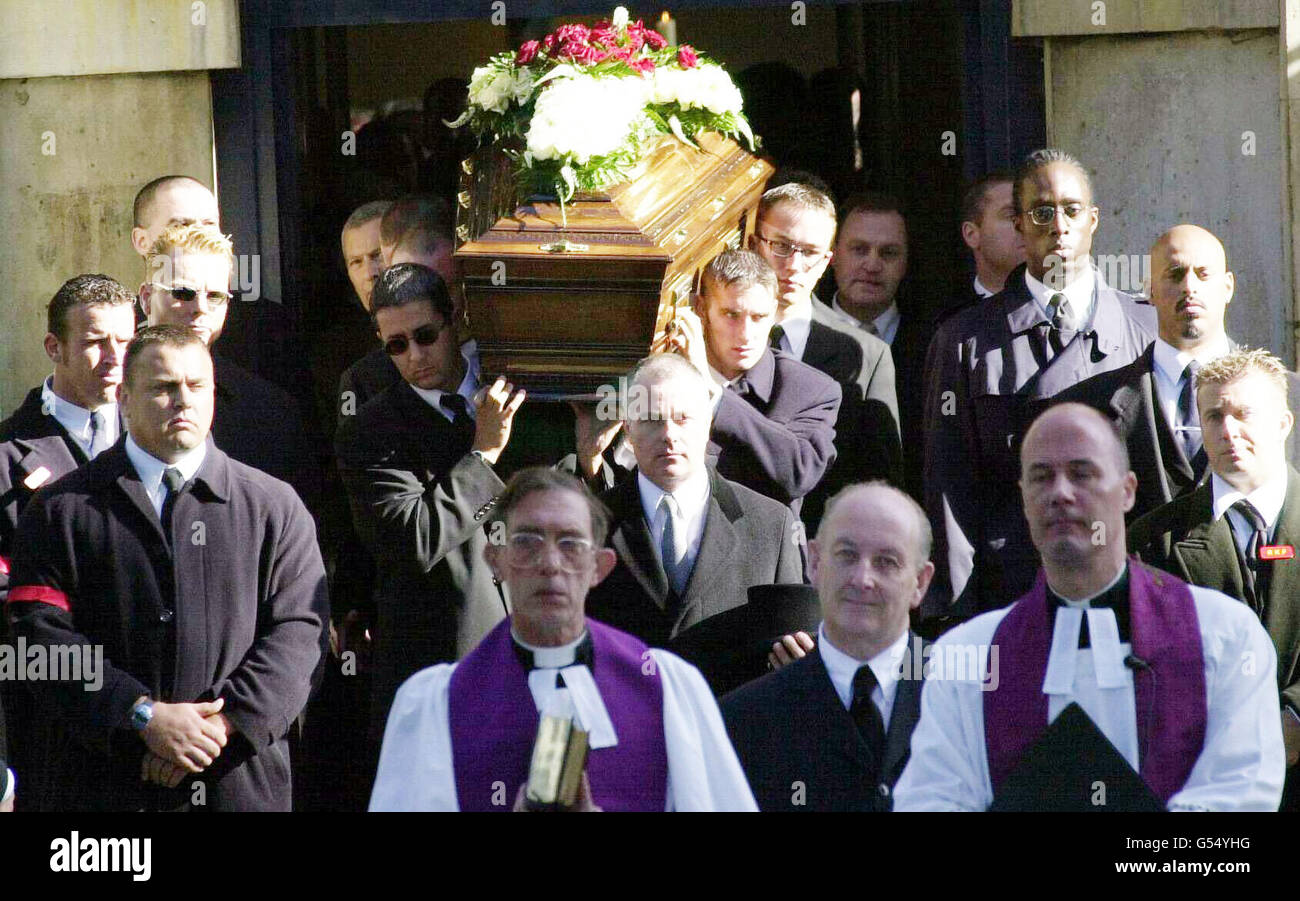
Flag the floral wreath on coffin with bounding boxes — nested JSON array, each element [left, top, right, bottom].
[[451, 6, 758, 210]]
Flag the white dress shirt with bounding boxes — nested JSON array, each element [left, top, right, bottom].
[[894, 581, 1285, 811], [409, 340, 481, 422], [123, 434, 207, 518], [41, 376, 120, 458], [774, 309, 812, 360], [1024, 265, 1096, 331], [638, 470, 710, 583], [830, 293, 899, 344], [817, 622, 909, 730], [1211, 471, 1288, 550], [973, 276, 995, 299], [1151, 337, 1232, 436]]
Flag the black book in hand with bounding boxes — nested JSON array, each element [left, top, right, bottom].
[[990, 702, 1163, 812]]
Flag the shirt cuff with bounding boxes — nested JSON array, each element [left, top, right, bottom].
[[1, 767, 14, 804]]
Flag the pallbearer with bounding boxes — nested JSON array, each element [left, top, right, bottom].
[[369, 467, 756, 811]]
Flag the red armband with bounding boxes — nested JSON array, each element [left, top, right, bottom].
[[6, 585, 70, 611]]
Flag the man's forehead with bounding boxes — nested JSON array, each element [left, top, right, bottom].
[[1154, 230, 1225, 272], [823, 492, 915, 552], [1199, 373, 1273, 404], [342, 219, 382, 250], [762, 201, 835, 239], [1020, 164, 1090, 201], [636, 377, 707, 417], [712, 282, 775, 311], [139, 342, 212, 376], [841, 209, 907, 244], [508, 489, 592, 533], [168, 252, 232, 286]]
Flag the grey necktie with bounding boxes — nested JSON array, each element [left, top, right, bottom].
[[1046, 293, 1077, 352], [1177, 360, 1203, 463], [659, 494, 690, 596], [88, 409, 109, 458], [160, 466, 186, 543]]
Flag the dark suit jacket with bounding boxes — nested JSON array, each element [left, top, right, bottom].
[[587, 469, 804, 683], [1128, 470, 1300, 810], [720, 639, 924, 811], [337, 348, 401, 423], [923, 264, 1157, 618], [892, 309, 934, 501], [1063, 345, 1300, 522], [709, 347, 841, 515], [212, 352, 324, 517], [0, 385, 101, 767], [334, 380, 506, 738], [800, 298, 901, 530], [7, 440, 327, 811]]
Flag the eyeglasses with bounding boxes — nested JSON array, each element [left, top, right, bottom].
[[503, 532, 597, 572], [382, 324, 442, 357], [1024, 203, 1092, 227], [754, 232, 829, 263], [152, 284, 232, 307]]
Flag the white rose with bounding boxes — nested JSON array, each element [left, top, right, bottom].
[[612, 6, 629, 29]]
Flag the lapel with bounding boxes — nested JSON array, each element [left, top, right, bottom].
[[8, 386, 89, 488], [1264, 469, 1300, 685], [741, 350, 776, 406], [674, 470, 741, 630], [110, 445, 170, 549], [609, 476, 670, 610], [881, 633, 923, 781], [391, 380, 467, 472], [1171, 484, 1245, 600], [803, 319, 852, 378]]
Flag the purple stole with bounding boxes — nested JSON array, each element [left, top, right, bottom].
[[448, 618, 669, 812], [984, 560, 1207, 804]]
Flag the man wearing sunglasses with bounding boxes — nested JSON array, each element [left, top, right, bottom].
[[922, 148, 1157, 627], [137, 222, 322, 521], [334, 263, 526, 755], [749, 182, 901, 532], [369, 466, 756, 811]]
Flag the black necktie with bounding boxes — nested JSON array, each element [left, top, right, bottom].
[[512, 634, 595, 688], [850, 665, 887, 751], [768, 324, 785, 351], [1177, 360, 1204, 465], [440, 393, 474, 441], [1231, 499, 1269, 611], [160, 467, 186, 545]]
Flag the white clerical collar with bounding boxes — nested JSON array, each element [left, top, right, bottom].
[[41, 375, 119, 455], [636, 469, 710, 526], [408, 341, 481, 422], [775, 307, 812, 360], [1042, 564, 1131, 695], [124, 434, 207, 512], [973, 276, 995, 299], [817, 621, 909, 711], [1024, 265, 1096, 327], [1211, 471, 1288, 532], [511, 627, 589, 668], [1152, 337, 1231, 387]]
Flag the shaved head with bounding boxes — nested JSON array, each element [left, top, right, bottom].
[[1146, 224, 1234, 350], [1022, 403, 1129, 476]]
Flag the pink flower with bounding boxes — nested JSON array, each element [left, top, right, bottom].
[[561, 41, 601, 65], [630, 57, 656, 76], [515, 40, 540, 65], [553, 23, 591, 45], [644, 29, 667, 50], [677, 45, 698, 68], [541, 33, 557, 54], [590, 26, 618, 47]]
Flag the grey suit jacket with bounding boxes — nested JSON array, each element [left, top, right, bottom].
[[587, 468, 804, 650], [923, 264, 1157, 619], [720, 639, 924, 811]]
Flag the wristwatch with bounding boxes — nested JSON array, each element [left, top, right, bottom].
[[130, 699, 154, 733]]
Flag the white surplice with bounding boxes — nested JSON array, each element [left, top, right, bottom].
[[893, 584, 1285, 811], [369, 648, 758, 812]]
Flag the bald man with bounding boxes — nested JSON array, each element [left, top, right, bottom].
[[896, 402, 1283, 810], [720, 481, 932, 811], [1060, 224, 1300, 520]]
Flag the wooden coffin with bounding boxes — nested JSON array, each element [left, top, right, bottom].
[[454, 132, 775, 397]]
